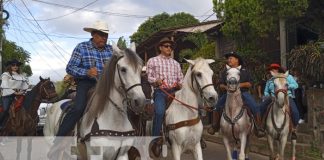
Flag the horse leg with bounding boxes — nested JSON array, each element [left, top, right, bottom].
[[223, 137, 232, 160], [267, 134, 276, 160], [291, 137, 296, 160], [192, 142, 203, 160], [171, 143, 182, 160], [279, 135, 288, 160], [27, 137, 32, 160], [238, 134, 247, 160], [244, 135, 250, 160], [16, 137, 22, 160]]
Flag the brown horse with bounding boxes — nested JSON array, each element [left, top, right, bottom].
[[0, 76, 58, 160]]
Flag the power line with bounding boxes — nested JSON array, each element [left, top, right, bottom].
[[19, 0, 69, 62]]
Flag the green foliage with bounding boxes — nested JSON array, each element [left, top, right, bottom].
[[213, 0, 308, 47], [55, 80, 69, 98], [3, 39, 32, 76], [130, 12, 199, 44], [288, 41, 324, 82], [117, 36, 127, 50]]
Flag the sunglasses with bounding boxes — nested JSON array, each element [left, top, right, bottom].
[[161, 44, 174, 49], [11, 64, 19, 67]]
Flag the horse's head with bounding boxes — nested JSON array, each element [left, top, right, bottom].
[[226, 65, 241, 92], [112, 43, 146, 113], [38, 76, 58, 102], [186, 58, 218, 105], [271, 71, 289, 107]]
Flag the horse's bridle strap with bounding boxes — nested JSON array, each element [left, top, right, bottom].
[[80, 118, 135, 142], [166, 117, 200, 131]]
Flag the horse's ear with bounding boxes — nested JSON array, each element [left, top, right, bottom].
[[237, 65, 242, 70], [284, 71, 289, 77], [205, 59, 215, 64], [184, 59, 195, 66], [226, 64, 231, 70], [112, 42, 122, 56], [39, 76, 43, 81], [270, 71, 276, 77], [130, 42, 136, 53]]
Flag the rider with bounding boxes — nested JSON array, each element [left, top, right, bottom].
[[58, 74, 77, 100], [0, 59, 29, 128], [50, 20, 112, 147], [260, 63, 299, 139], [207, 52, 265, 137], [146, 37, 183, 157]]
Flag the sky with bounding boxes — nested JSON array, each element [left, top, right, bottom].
[[3, 0, 216, 84]]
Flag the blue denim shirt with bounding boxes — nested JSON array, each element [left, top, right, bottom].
[[264, 74, 298, 98]]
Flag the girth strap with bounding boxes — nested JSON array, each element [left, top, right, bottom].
[[166, 117, 200, 131], [81, 118, 136, 142]]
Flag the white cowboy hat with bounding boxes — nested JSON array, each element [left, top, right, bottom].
[[83, 20, 109, 34]]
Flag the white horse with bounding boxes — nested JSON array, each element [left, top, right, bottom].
[[266, 71, 296, 160], [165, 58, 218, 160], [220, 65, 253, 160], [79, 43, 146, 160]]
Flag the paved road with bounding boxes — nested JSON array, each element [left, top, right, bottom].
[[0, 137, 268, 160], [155, 141, 268, 160]]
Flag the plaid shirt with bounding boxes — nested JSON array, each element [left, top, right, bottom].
[[147, 54, 183, 88], [66, 39, 112, 79]]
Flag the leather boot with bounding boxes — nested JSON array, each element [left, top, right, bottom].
[[254, 113, 266, 138], [150, 137, 163, 158], [207, 110, 221, 135]]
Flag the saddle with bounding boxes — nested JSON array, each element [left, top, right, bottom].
[[13, 95, 25, 112]]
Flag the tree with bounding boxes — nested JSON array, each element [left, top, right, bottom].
[[213, 0, 308, 48], [2, 39, 32, 76], [117, 36, 127, 50], [130, 12, 199, 44]]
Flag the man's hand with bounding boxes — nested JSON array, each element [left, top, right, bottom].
[[174, 82, 182, 90], [155, 79, 163, 87], [14, 91, 24, 95], [87, 67, 98, 78]]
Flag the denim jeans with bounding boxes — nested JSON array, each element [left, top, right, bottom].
[[0, 95, 15, 127], [259, 96, 300, 127], [152, 88, 176, 136], [55, 79, 96, 137], [214, 92, 259, 116]]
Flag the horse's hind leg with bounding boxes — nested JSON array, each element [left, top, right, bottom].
[[192, 142, 203, 160], [291, 138, 296, 160]]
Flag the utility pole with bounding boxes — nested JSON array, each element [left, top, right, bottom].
[[279, 18, 287, 68], [0, 0, 3, 73]]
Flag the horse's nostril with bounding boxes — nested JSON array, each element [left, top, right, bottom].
[[208, 97, 215, 102]]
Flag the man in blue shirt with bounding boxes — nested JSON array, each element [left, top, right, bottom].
[[49, 20, 112, 155]]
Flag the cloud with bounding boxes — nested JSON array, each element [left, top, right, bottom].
[[5, 0, 215, 84]]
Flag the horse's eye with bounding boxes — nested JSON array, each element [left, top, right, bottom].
[[121, 67, 127, 73], [196, 72, 202, 78]]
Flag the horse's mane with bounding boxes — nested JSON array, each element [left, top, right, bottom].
[[86, 48, 143, 126], [22, 79, 44, 110]]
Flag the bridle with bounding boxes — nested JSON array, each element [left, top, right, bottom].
[[111, 56, 142, 114], [39, 79, 57, 100], [190, 68, 214, 106]]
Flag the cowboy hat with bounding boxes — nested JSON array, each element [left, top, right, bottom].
[[6, 59, 23, 66], [158, 37, 175, 46], [83, 20, 109, 34], [224, 51, 243, 65]]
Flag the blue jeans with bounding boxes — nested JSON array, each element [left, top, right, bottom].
[[55, 79, 96, 138], [0, 95, 15, 127], [152, 88, 176, 136], [214, 92, 259, 116], [259, 96, 299, 127]]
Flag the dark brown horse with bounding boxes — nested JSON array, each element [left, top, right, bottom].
[[0, 76, 58, 160]]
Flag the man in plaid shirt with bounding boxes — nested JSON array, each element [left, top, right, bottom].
[[147, 37, 183, 137], [49, 21, 112, 156]]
